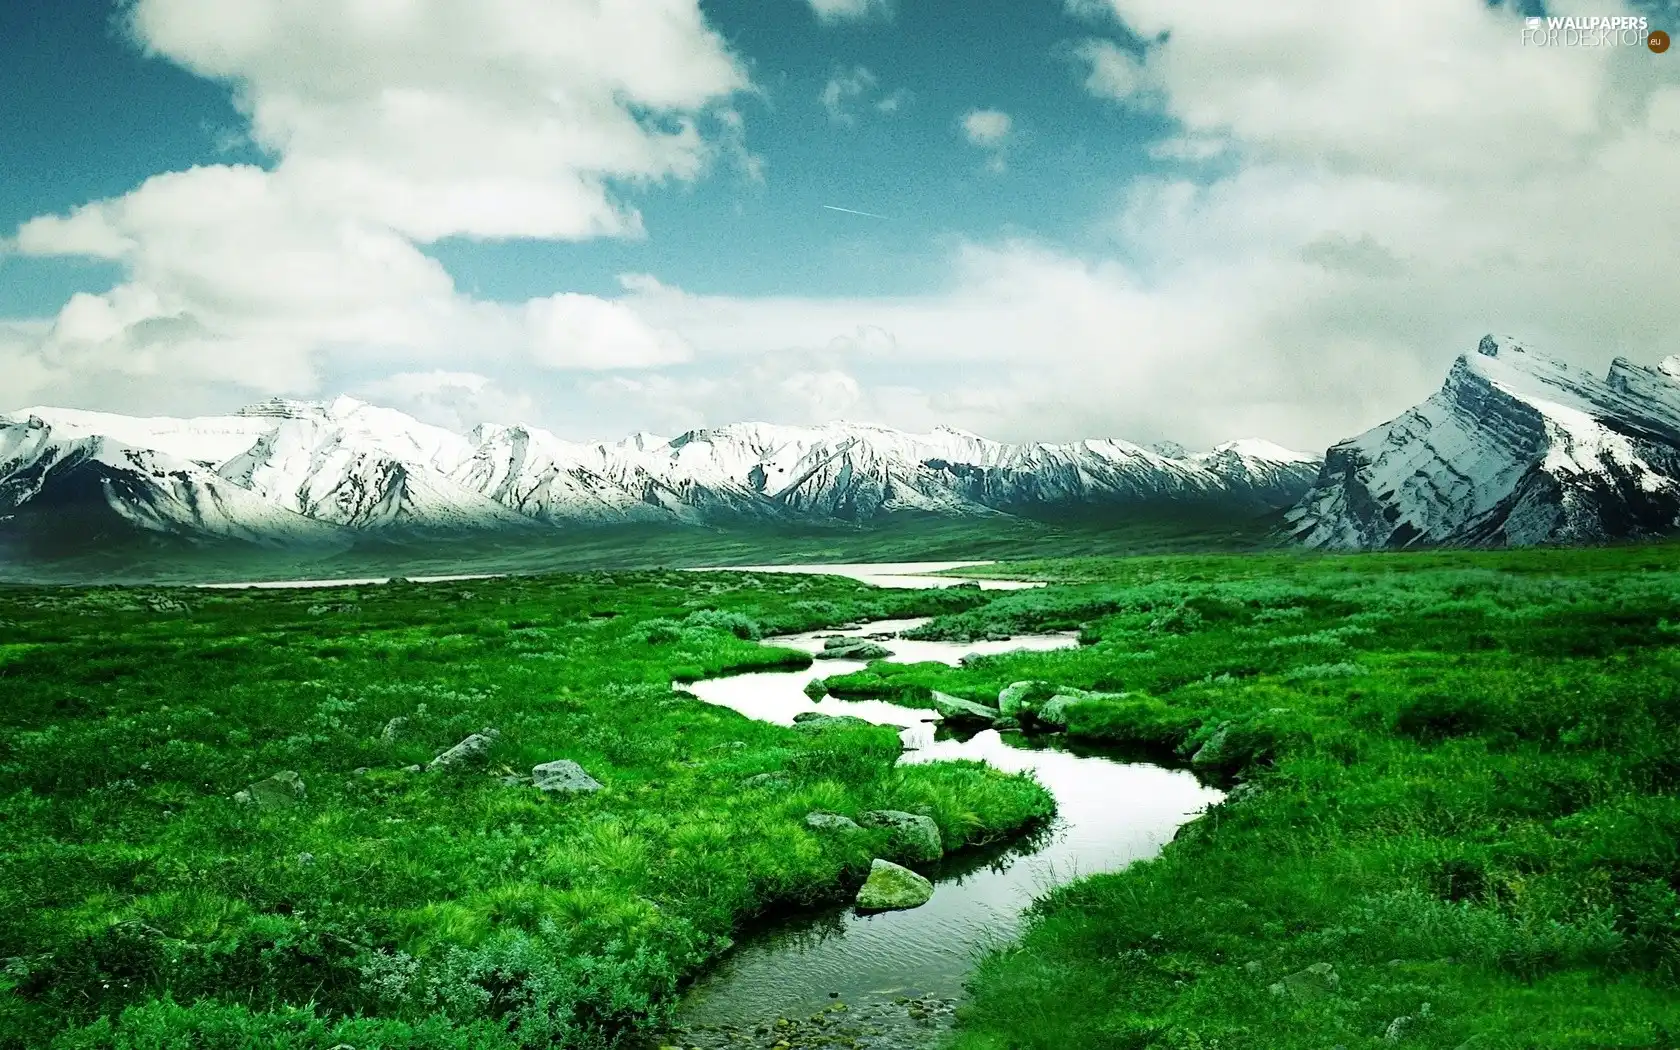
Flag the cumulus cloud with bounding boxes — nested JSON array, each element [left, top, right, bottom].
[[6, 0, 750, 413], [803, 0, 894, 25]]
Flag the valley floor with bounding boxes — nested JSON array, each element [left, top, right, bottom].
[[2, 542, 1679, 1048]]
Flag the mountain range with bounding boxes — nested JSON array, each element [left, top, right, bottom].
[[0, 398, 1320, 555], [8, 333, 1680, 563]]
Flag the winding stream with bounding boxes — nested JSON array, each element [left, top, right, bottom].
[[657, 617, 1222, 1047]]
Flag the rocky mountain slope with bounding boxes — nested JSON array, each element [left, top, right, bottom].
[[0, 398, 1319, 551], [1286, 335, 1680, 549]]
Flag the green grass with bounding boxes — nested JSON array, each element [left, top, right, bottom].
[[813, 544, 1680, 1049], [0, 571, 1050, 1049], [10, 540, 1680, 1048]]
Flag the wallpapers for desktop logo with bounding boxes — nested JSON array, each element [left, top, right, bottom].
[[1521, 14, 1668, 51]]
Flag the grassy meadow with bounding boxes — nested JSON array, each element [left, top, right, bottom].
[[0, 571, 1049, 1048], [3, 541, 1679, 1048], [844, 545, 1680, 1050]]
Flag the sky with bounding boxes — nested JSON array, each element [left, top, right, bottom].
[[2, 0, 1678, 452]]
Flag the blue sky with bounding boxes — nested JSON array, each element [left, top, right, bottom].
[[3, 1, 1677, 448], [0, 0, 1176, 310]]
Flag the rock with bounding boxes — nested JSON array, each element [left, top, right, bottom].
[[815, 640, 893, 661], [429, 729, 501, 769], [1268, 962, 1339, 1002], [1035, 693, 1082, 728], [791, 713, 873, 733], [1226, 781, 1263, 805], [742, 772, 790, 789], [296, 852, 315, 867], [380, 716, 409, 743], [351, 767, 371, 776], [859, 810, 942, 862], [993, 716, 1021, 731], [233, 770, 305, 809], [805, 812, 861, 832], [929, 690, 1002, 726], [1191, 722, 1233, 769], [402, 764, 423, 774], [1244, 960, 1262, 974], [532, 759, 602, 793], [856, 858, 934, 911], [1384, 1014, 1414, 1043], [984, 631, 1012, 641], [998, 681, 1048, 717]]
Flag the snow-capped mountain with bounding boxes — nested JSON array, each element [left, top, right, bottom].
[[0, 397, 1319, 551], [1287, 335, 1680, 549]]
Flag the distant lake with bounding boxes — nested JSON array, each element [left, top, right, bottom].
[[690, 561, 1044, 590]]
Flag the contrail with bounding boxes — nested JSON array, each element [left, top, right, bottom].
[[822, 204, 891, 220]]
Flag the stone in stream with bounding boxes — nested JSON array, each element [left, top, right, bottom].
[[429, 728, 500, 769], [232, 770, 305, 810], [1035, 686, 1126, 728], [929, 690, 1002, 727], [532, 759, 602, 793], [997, 680, 1051, 717], [855, 858, 934, 911], [790, 712, 873, 733], [814, 639, 893, 661], [859, 809, 942, 862]]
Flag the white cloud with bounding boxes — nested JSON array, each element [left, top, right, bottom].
[[960, 109, 1014, 147], [524, 293, 693, 370], [6, 0, 750, 413], [820, 66, 879, 125], [1070, 38, 1156, 105], [803, 0, 894, 25]]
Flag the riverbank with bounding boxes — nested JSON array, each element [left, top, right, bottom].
[[822, 546, 1680, 1048], [650, 619, 1218, 1047], [0, 571, 1052, 1049]]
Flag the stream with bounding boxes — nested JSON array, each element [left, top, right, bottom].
[[654, 616, 1223, 1048]]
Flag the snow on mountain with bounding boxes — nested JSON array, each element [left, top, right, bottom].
[[0, 396, 1320, 550], [0, 415, 348, 548], [1286, 335, 1680, 549], [218, 399, 531, 531]]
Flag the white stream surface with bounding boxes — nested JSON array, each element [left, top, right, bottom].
[[668, 616, 1223, 1035]]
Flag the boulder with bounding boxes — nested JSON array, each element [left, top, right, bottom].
[[532, 759, 602, 794], [814, 640, 893, 661], [791, 713, 874, 733], [855, 858, 934, 911], [805, 812, 861, 832], [929, 690, 1002, 727], [1268, 962, 1339, 1002], [233, 770, 305, 810], [997, 681, 1048, 717], [430, 729, 501, 769], [859, 809, 942, 862], [1191, 722, 1234, 769], [380, 716, 409, 743]]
